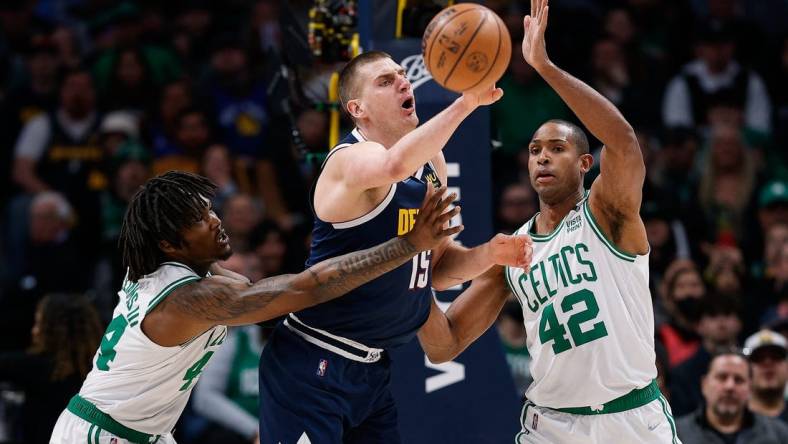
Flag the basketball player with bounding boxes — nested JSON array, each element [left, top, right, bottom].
[[501, 1, 680, 442], [49, 171, 460, 443], [258, 52, 533, 443]]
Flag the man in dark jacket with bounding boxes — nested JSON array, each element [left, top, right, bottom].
[[677, 351, 788, 443]]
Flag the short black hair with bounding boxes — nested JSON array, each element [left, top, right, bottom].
[[705, 348, 751, 378], [338, 51, 393, 115], [119, 171, 217, 282], [543, 119, 590, 154]]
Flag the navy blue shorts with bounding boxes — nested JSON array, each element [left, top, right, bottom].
[[258, 326, 401, 444]]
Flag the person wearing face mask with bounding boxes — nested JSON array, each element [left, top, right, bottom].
[[676, 351, 788, 444], [658, 261, 707, 368], [670, 293, 743, 417]]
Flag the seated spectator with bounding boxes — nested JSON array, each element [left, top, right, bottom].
[[662, 21, 772, 136], [152, 107, 212, 175], [744, 330, 788, 423], [11, 68, 106, 257], [670, 294, 742, 416], [758, 181, 788, 234], [0, 294, 103, 444], [697, 125, 758, 249], [657, 260, 706, 367], [0, 192, 91, 351], [98, 110, 139, 157], [677, 351, 788, 443], [221, 194, 263, 254], [201, 144, 240, 212], [496, 182, 537, 234], [192, 325, 268, 444]]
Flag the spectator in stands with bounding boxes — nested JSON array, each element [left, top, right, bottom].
[[677, 351, 788, 443], [11, 68, 106, 257], [744, 330, 788, 423], [192, 325, 268, 444], [0, 293, 103, 444], [758, 181, 788, 233], [201, 143, 240, 212], [671, 294, 742, 416], [662, 21, 772, 136], [149, 78, 194, 158], [496, 182, 537, 234], [152, 106, 212, 175], [658, 260, 706, 367], [0, 192, 90, 351], [698, 124, 758, 248], [0, 34, 60, 201], [221, 194, 263, 254], [96, 47, 158, 113], [98, 110, 139, 157]]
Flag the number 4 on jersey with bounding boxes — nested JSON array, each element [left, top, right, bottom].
[[539, 289, 608, 355], [96, 314, 129, 371]]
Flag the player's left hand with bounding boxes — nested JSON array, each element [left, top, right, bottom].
[[488, 233, 533, 270]]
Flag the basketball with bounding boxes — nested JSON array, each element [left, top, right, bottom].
[[421, 3, 511, 93]]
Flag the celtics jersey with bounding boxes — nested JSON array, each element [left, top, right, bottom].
[[505, 193, 656, 409], [78, 262, 227, 434]]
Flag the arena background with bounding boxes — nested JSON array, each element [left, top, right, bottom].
[[0, 1, 786, 443]]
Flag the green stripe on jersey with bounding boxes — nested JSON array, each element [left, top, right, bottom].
[[146, 276, 201, 314], [582, 199, 636, 262]]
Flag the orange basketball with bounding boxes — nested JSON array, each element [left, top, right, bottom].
[[421, 3, 511, 93]]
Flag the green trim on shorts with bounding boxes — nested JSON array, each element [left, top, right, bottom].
[[657, 394, 678, 444], [553, 380, 660, 415], [68, 395, 162, 443]]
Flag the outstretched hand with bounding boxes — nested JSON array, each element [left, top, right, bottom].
[[461, 83, 504, 109], [406, 186, 463, 251], [522, 0, 551, 70], [488, 233, 533, 271]]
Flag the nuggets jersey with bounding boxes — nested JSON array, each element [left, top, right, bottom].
[[78, 262, 227, 434], [505, 193, 656, 408], [295, 128, 441, 349]]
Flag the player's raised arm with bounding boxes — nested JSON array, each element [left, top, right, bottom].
[[325, 54, 502, 192], [143, 187, 463, 346], [522, 0, 644, 217], [418, 265, 515, 363]]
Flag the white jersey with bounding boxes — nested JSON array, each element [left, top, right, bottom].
[[78, 262, 227, 434], [505, 194, 656, 409]]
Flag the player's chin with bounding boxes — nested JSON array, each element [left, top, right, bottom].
[[218, 245, 233, 261]]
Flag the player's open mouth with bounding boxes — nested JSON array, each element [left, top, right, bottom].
[[401, 96, 415, 114], [217, 229, 229, 246]]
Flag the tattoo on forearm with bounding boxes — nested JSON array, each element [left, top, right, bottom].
[[308, 237, 417, 300], [162, 237, 418, 322], [162, 276, 290, 322]]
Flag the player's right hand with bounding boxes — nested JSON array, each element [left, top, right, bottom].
[[461, 83, 504, 108], [522, 0, 551, 70], [406, 186, 463, 251]]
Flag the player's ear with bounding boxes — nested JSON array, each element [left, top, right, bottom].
[[159, 239, 178, 255], [579, 153, 594, 174], [347, 99, 363, 119]]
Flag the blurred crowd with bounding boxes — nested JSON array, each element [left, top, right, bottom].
[[0, 1, 785, 443]]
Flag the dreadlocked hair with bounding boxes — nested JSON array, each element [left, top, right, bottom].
[[29, 294, 103, 381], [119, 171, 217, 282]]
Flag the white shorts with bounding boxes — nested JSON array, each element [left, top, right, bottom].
[[515, 395, 681, 444], [50, 410, 177, 444]]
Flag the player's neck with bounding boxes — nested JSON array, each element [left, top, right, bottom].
[[165, 255, 210, 277], [356, 124, 404, 149], [535, 188, 584, 234]]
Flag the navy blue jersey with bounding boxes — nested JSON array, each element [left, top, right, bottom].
[[296, 128, 443, 349]]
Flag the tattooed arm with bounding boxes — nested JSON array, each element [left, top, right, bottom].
[[143, 187, 463, 346]]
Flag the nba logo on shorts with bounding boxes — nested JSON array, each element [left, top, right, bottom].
[[110, 438, 118, 444], [317, 359, 328, 377]]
